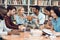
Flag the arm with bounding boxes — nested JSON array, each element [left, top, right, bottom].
[[4, 16, 19, 29], [39, 14, 45, 25], [14, 15, 21, 25], [3, 20, 12, 32], [0, 32, 8, 35]]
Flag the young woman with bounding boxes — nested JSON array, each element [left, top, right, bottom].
[[0, 12, 11, 35], [50, 6, 60, 32], [15, 6, 26, 25]]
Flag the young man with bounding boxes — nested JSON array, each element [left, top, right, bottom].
[[31, 5, 45, 27], [0, 9, 11, 35], [4, 6, 24, 30]]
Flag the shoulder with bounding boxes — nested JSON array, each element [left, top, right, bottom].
[[39, 12, 45, 18], [58, 17, 60, 20], [51, 18, 55, 23], [4, 16, 9, 19], [14, 14, 19, 18], [31, 13, 35, 16], [4, 15, 7, 18], [39, 12, 45, 16], [0, 20, 4, 24]]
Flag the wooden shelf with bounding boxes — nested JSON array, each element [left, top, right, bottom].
[[7, 4, 28, 6]]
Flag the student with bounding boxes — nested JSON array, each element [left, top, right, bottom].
[[50, 6, 60, 32], [4, 6, 23, 30], [14, 6, 26, 25], [31, 5, 45, 27], [44, 6, 51, 17], [0, 14, 12, 35], [43, 6, 53, 30], [44, 6, 52, 20], [42, 6, 60, 37], [15, 6, 36, 28]]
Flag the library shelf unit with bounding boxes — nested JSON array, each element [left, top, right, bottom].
[[0, 0, 60, 15]]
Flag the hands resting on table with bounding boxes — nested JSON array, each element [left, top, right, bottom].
[[8, 25, 26, 35]]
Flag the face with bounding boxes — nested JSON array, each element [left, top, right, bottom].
[[10, 9, 16, 16], [59, 8, 60, 12], [18, 7, 24, 15], [50, 10, 57, 18], [44, 9, 50, 16], [32, 8, 38, 14], [32, 8, 36, 13]]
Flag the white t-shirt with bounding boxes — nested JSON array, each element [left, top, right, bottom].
[[0, 20, 11, 35], [31, 12, 45, 24]]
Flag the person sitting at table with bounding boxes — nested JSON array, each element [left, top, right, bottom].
[[14, 6, 26, 25], [50, 6, 60, 32], [40, 6, 53, 30], [43, 6, 60, 37], [4, 6, 25, 30], [25, 15, 37, 28], [0, 13, 12, 35], [30, 5, 45, 27], [44, 6, 52, 21]]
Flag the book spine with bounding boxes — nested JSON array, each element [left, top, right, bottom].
[[22, 0, 26, 5]]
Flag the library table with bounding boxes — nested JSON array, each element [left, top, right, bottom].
[[2, 32, 60, 40]]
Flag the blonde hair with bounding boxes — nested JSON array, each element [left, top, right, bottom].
[[17, 6, 24, 12], [17, 6, 24, 15]]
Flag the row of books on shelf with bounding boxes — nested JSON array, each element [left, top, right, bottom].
[[0, 0, 28, 5], [52, 1, 60, 6], [0, 0, 60, 6]]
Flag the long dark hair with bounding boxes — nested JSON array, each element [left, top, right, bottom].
[[52, 6, 60, 17]]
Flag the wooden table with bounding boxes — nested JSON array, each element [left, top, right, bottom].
[[2, 32, 60, 40]]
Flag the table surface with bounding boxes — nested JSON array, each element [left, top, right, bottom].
[[2, 32, 60, 40]]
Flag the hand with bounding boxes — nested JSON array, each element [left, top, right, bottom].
[[8, 30, 20, 35], [32, 16, 38, 19], [27, 16, 32, 21], [19, 25, 26, 31], [39, 25, 44, 30], [8, 32, 12, 35]]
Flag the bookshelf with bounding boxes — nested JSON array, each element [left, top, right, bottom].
[[51, 0, 60, 6], [0, 0, 60, 15]]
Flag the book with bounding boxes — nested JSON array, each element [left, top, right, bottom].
[[52, 1, 58, 6], [9, 0, 22, 5], [4, 0, 7, 5], [37, 0, 42, 6], [43, 1, 48, 6], [0, 0, 4, 4], [37, 0, 48, 6], [2, 0, 4, 4], [58, 1, 60, 5], [34, 0, 37, 5], [13, 0, 18, 5], [22, 0, 27, 5], [7, 0, 11, 4], [17, 0, 22, 5], [30, 0, 35, 5]]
